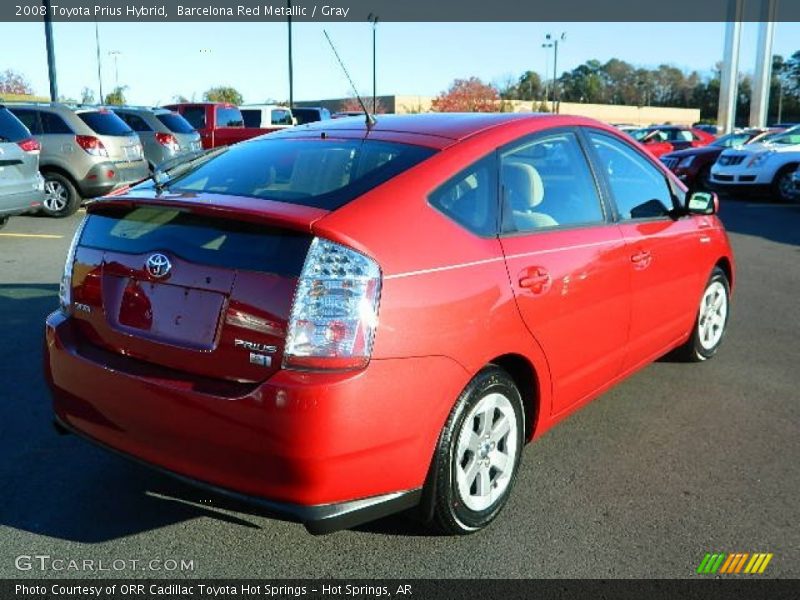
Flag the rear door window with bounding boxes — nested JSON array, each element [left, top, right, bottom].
[[241, 109, 261, 128], [158, 138, 436, 210], [78, 111, 134, 136], [8, 109, 42, 135], [117, 112, 152, 132], [500, 131, 605, 233], [0, 108, 33, 141], [181, 106, 207, 130], [216, 106, 243, 127], [156, 113, 196, 134], [40, 112, 73, 134], [271, 109, 293, 126]]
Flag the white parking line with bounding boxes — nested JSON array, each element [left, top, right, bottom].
[[0, 233, 63, 239]]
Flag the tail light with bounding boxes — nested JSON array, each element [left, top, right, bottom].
[[17, 138, 40, 153], [155, 132, 180, 151], [75, 135, 109, 157], [59, 217, 88, 313], [284, 238, 381, 371]]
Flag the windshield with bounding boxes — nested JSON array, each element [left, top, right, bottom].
[[767, 126, 800, 145], [148, 137, 436, 210], [712, 132, 752, 148]]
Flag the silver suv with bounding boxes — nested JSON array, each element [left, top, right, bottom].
[[7, 103, 149, 217], [0, 105, 45, 229], [111, 106, 202, 171]]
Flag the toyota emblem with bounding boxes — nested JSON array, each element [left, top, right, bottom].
[[145, 253, 172, 278]]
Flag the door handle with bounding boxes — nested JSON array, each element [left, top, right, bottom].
[[630, 250, 652, 269], [518, 267, 551, 294]]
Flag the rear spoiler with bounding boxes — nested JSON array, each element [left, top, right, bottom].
[[86, 193, 329, 234]]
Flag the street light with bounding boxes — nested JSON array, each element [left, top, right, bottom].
[[543, 32, 566, 113], [94, 22, 103, 102], [368, 13, 379, 114], [541, 39, 552, 111], [108, 50, 121, 89]]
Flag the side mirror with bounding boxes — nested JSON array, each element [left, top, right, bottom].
[[687, 191, 718, 215]]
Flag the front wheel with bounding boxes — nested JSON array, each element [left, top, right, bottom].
[[675, 267, 731, 362], [773, 165, 800, 203], [428, 366, 524, 535]]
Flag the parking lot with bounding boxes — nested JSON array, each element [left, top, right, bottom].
[[1, 196, 798, 578]]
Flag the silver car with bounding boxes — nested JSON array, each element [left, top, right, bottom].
[[111, 106, 202, 171], [0, 105, 45, 229], [7, 103, 149, 217]]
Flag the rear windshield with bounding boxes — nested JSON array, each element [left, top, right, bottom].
[[81, 206, 311, 276], [156, 113, 196, 134], [292, 108, 321, 125], [241, 109, 261, 128], [78, 111, 134, 136], [156, 138, 436, 210], [0, 108, 31, 142]]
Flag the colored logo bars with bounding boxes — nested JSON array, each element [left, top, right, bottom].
[[697, 552, 773, 575]]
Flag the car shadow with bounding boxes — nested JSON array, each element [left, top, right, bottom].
[[0, 283, 423, 542], [718, 194, 800, 247]]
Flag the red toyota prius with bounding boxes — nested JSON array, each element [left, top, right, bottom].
[[45, 113, 734, 534]]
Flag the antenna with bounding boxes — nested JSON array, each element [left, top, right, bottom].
[[323, 29, 376, 128]]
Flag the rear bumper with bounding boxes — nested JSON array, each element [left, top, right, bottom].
[[79, 161, 149, 198], [0, 189, 44, 216], [45, 311, 468, 530], [53, 413, 420, 534]]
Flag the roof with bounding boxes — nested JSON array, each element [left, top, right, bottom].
[[285, 112, 547, 141]]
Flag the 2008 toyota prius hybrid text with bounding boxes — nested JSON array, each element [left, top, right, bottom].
[[45, 114, 734, 535]]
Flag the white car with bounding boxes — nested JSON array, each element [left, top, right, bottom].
[[239, 104, 296, 130], [710, 125, 800, 201]]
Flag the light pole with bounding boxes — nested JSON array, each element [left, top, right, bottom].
[[94, 22, 103, 102], [287, 0, 294, 108], [541, 39, 552, 111], [42, 0, 58, 101], [108, 50, 121, 89], [368, 13, 378, 114], [545, 32, 566, 113]]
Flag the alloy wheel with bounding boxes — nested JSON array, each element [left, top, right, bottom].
[[698, 281, 728, 350], [44, 180, 69, 212]]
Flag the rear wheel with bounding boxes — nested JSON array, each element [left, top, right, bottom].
[[42, 172, 80, 218], [696, 165, 712, 191], [675, 267, 730, 362], [428, 366, 524, 535], [772, 165, 800, 203], [0, 216, 7, 230]]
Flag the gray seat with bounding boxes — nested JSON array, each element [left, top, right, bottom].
[[502, 161, 558, 231]]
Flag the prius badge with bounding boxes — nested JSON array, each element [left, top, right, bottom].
[[146, 253, 172, 278]]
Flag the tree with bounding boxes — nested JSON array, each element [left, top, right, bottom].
[[172, 94, 189, 103], [431, 77, 500, 112], [80, 87, 95, 104], [203, 86, 243, 105], [0, 69, 33, 95], [104, 86, 128, 105]]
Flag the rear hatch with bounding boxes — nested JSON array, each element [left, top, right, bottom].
[[68, 198, 320, 384], [155, 112, 202, 152], [0, 108, 40, 198], [77, 109, 145, 164]]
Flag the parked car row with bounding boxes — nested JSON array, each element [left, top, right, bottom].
[[659, 124, 800, 202], [629, 125, 717, 158]]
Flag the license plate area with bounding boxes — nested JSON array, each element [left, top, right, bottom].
[[108, 276, 225, 350]]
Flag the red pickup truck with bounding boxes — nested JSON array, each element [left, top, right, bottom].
[[163, 102, 277, 149]]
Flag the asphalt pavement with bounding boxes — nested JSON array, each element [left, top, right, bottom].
[[0, 199, 798, 578]]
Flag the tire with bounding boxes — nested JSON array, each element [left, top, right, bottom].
[[772, 164, 800, 203], [0, 216, 7, 230], [675, 267, 731, 362], [42, 172, 81, 218], [428, 366, 525, 535]]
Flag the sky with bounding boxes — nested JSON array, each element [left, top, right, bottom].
[[1, 21, 799, 105]]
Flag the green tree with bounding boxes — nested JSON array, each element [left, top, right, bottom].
[[203, 86, 243, 105], [80, 87, 95, 104], [104, 86, 128, 105]]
